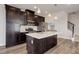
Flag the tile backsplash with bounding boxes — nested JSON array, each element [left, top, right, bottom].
[[20, 25, 38, 32]]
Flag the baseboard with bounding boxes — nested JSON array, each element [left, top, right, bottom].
[[0, 45, 5, 49], [58, 35, 72, 40], [0, 44, 5, 46]]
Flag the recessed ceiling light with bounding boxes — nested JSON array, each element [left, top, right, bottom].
[[34, 6, 37, 9], [37, 8, 41, 14], [54, 16, 58, 20], [48, 13, 52, 17]]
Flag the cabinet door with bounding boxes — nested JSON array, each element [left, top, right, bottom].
[[34, 15, 45, 26], [6, 5, 25, 47], [20, 11, 26, 24], [39, 39, 47, 53], [34, 15, 44, 22], [26, 36, 34, 54], [46, 35, 57, 50], [25, 9, 35, 20], [6, 22, 17, 47], [16, 33, 26, 44]]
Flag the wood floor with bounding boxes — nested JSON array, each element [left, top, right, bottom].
[[0, 38, 79, 54], [45, 38, 79, 54], [0, 44, 27, 54]]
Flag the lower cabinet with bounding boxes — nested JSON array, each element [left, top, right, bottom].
[[16, 33, 26, 44], [26, 35, 57, 54]]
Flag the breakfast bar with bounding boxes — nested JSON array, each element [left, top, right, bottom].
[[26, 31, 58, 54]]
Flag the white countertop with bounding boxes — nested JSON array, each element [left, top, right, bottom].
[[26, 31, 58, 39]]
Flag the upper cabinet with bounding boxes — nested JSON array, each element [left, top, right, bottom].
[[25, 9, 45, 26], [34, 15, 45, 22], [34, 15, 45, 26], [25, 9, 35, 20], [25, 9, 35, 25], [6, 5, 26, 24], [20, 11, 26, 24], [6, 5, 20, 22]]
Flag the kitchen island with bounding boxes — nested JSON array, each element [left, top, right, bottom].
[[26, 31, 58, 54]]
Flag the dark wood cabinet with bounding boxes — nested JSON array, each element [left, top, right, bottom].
[[20, 11, 26, 25], [25, 9, 35, 20], [34, 15, 45, 22], [26, 35, 57, 54], [34, 15, 45, 26], [25, 10, 45, 26], [16, 33, 26, 44], [25, 9, 35, 25], [6, 5, 26, 47], [6, 5, 45, 47]]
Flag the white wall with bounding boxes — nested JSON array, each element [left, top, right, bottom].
[[54, 11, 67, 33], [45, 11, 72, 39], [45, 16, 55, 30], [68, 12, 79, 35], [68, 12, 79, 41], [54, 11, 69, 39], [0, 5, 6, 46]]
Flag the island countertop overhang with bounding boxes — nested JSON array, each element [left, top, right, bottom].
[[26, 31, 58, 39]]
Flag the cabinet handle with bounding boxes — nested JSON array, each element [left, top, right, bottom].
[[31, 40, 33, 44]]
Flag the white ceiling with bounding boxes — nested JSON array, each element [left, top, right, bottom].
[[8, 4, 79, 17]]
